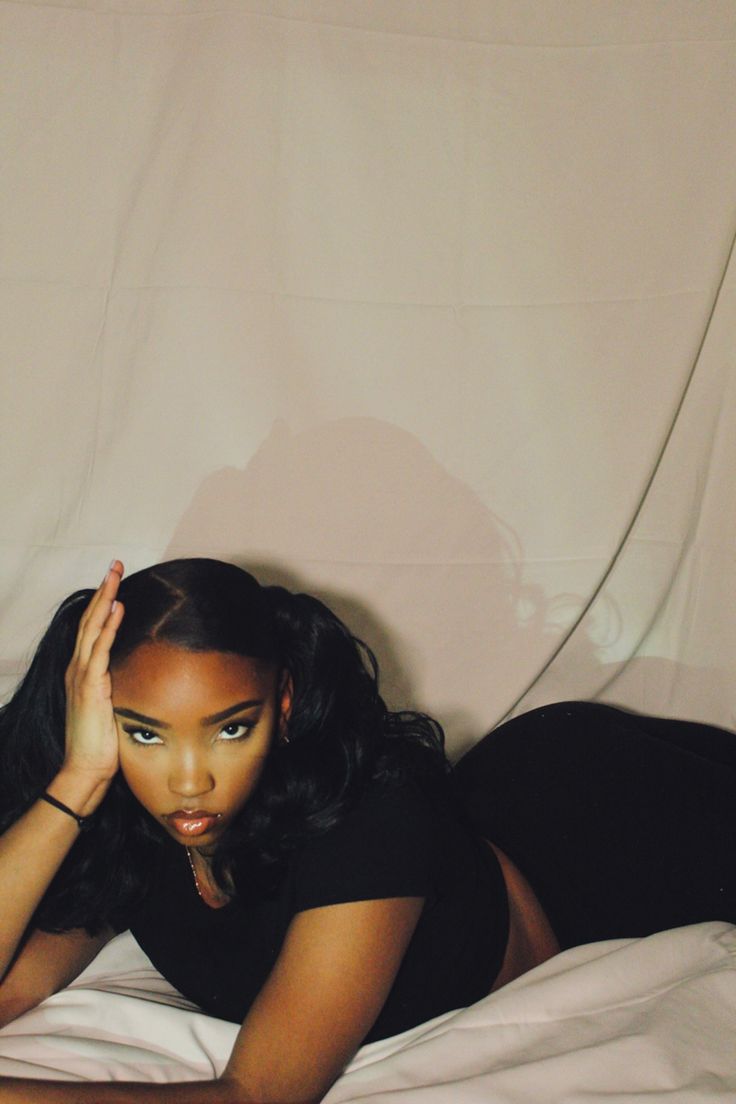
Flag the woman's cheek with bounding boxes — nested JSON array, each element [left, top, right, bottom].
[[117, 748, 153, 810]]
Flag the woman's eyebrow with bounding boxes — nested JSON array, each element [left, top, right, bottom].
[[113, 701, 264, 728], [201, 700, 264, 726], [114, 707, 170, 729], [113, 701, 263, 728]]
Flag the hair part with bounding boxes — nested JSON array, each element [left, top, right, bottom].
[[112, 559, 278, 663]]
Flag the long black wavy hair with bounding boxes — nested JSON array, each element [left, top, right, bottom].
[[0, 559, 448, 933]]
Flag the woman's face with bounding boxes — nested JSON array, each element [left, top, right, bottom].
[[111, 642, 291, 851]]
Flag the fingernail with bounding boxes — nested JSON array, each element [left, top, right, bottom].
[[111, 600, 118, 612]]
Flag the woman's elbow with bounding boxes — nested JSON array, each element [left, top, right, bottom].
[[218, 1071, 325, 1104]]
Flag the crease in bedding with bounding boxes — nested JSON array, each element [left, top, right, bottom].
[[0, 922, 734, 1101]]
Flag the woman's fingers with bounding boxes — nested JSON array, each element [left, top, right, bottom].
[[75, 560, 122, 638], [63, 562, 125, 783], [72, 561, 124, 669], [85, 599, 125, 680]]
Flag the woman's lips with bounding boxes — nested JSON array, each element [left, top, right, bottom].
[[165, 811, 222, 837]]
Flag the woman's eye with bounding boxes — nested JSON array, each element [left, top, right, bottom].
[[219, 722, 251, 741], [126, 728, 163, 746]]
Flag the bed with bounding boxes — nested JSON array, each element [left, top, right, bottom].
[[1, 922, 734, 1101]]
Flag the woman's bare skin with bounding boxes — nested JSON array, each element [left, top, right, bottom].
[[488, 842, 559, 991]]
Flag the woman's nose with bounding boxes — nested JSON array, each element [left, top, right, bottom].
[[168, 751, 215, 798]]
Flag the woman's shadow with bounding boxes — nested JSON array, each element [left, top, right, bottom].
[[165, 417, 598, 755]]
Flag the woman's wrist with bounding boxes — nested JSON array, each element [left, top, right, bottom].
[[45, 768, 112, 821]]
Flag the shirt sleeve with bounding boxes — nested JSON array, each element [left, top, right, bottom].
[[289, 781, 436, 912]]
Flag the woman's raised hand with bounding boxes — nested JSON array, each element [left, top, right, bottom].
[[0, 567, 126, 1003], [62, 561, 126, 786]]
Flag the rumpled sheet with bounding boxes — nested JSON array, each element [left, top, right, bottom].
[[1, 923, 734, 1101]]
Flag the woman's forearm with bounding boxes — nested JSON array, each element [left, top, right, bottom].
[[0, 1079, 232, 1104], [0, 1075, 318, 1104], [0, 769, 109, 980]]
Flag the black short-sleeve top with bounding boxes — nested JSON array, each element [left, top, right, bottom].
[[130, 779, 507, 1043]]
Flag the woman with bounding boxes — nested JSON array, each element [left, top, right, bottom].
[[0, 559, 733, 1103]]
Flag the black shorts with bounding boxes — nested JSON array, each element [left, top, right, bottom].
[[454, 701, 736, 949]]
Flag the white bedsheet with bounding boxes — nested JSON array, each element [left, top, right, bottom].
[[1, 922, 734, 1101]]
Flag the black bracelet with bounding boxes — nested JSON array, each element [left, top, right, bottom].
[[40, 792, 93, 830]]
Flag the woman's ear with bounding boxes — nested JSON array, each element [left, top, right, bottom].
[[278, 671, 294, 743]]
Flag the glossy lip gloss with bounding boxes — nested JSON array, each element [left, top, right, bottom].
[[165, 811, 223, 837]]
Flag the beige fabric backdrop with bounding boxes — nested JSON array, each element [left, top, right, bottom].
[[2, 1, 735, 756]]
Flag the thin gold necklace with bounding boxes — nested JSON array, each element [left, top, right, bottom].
[[186, 846, 206, 899], [186, 846, 230, 905]]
